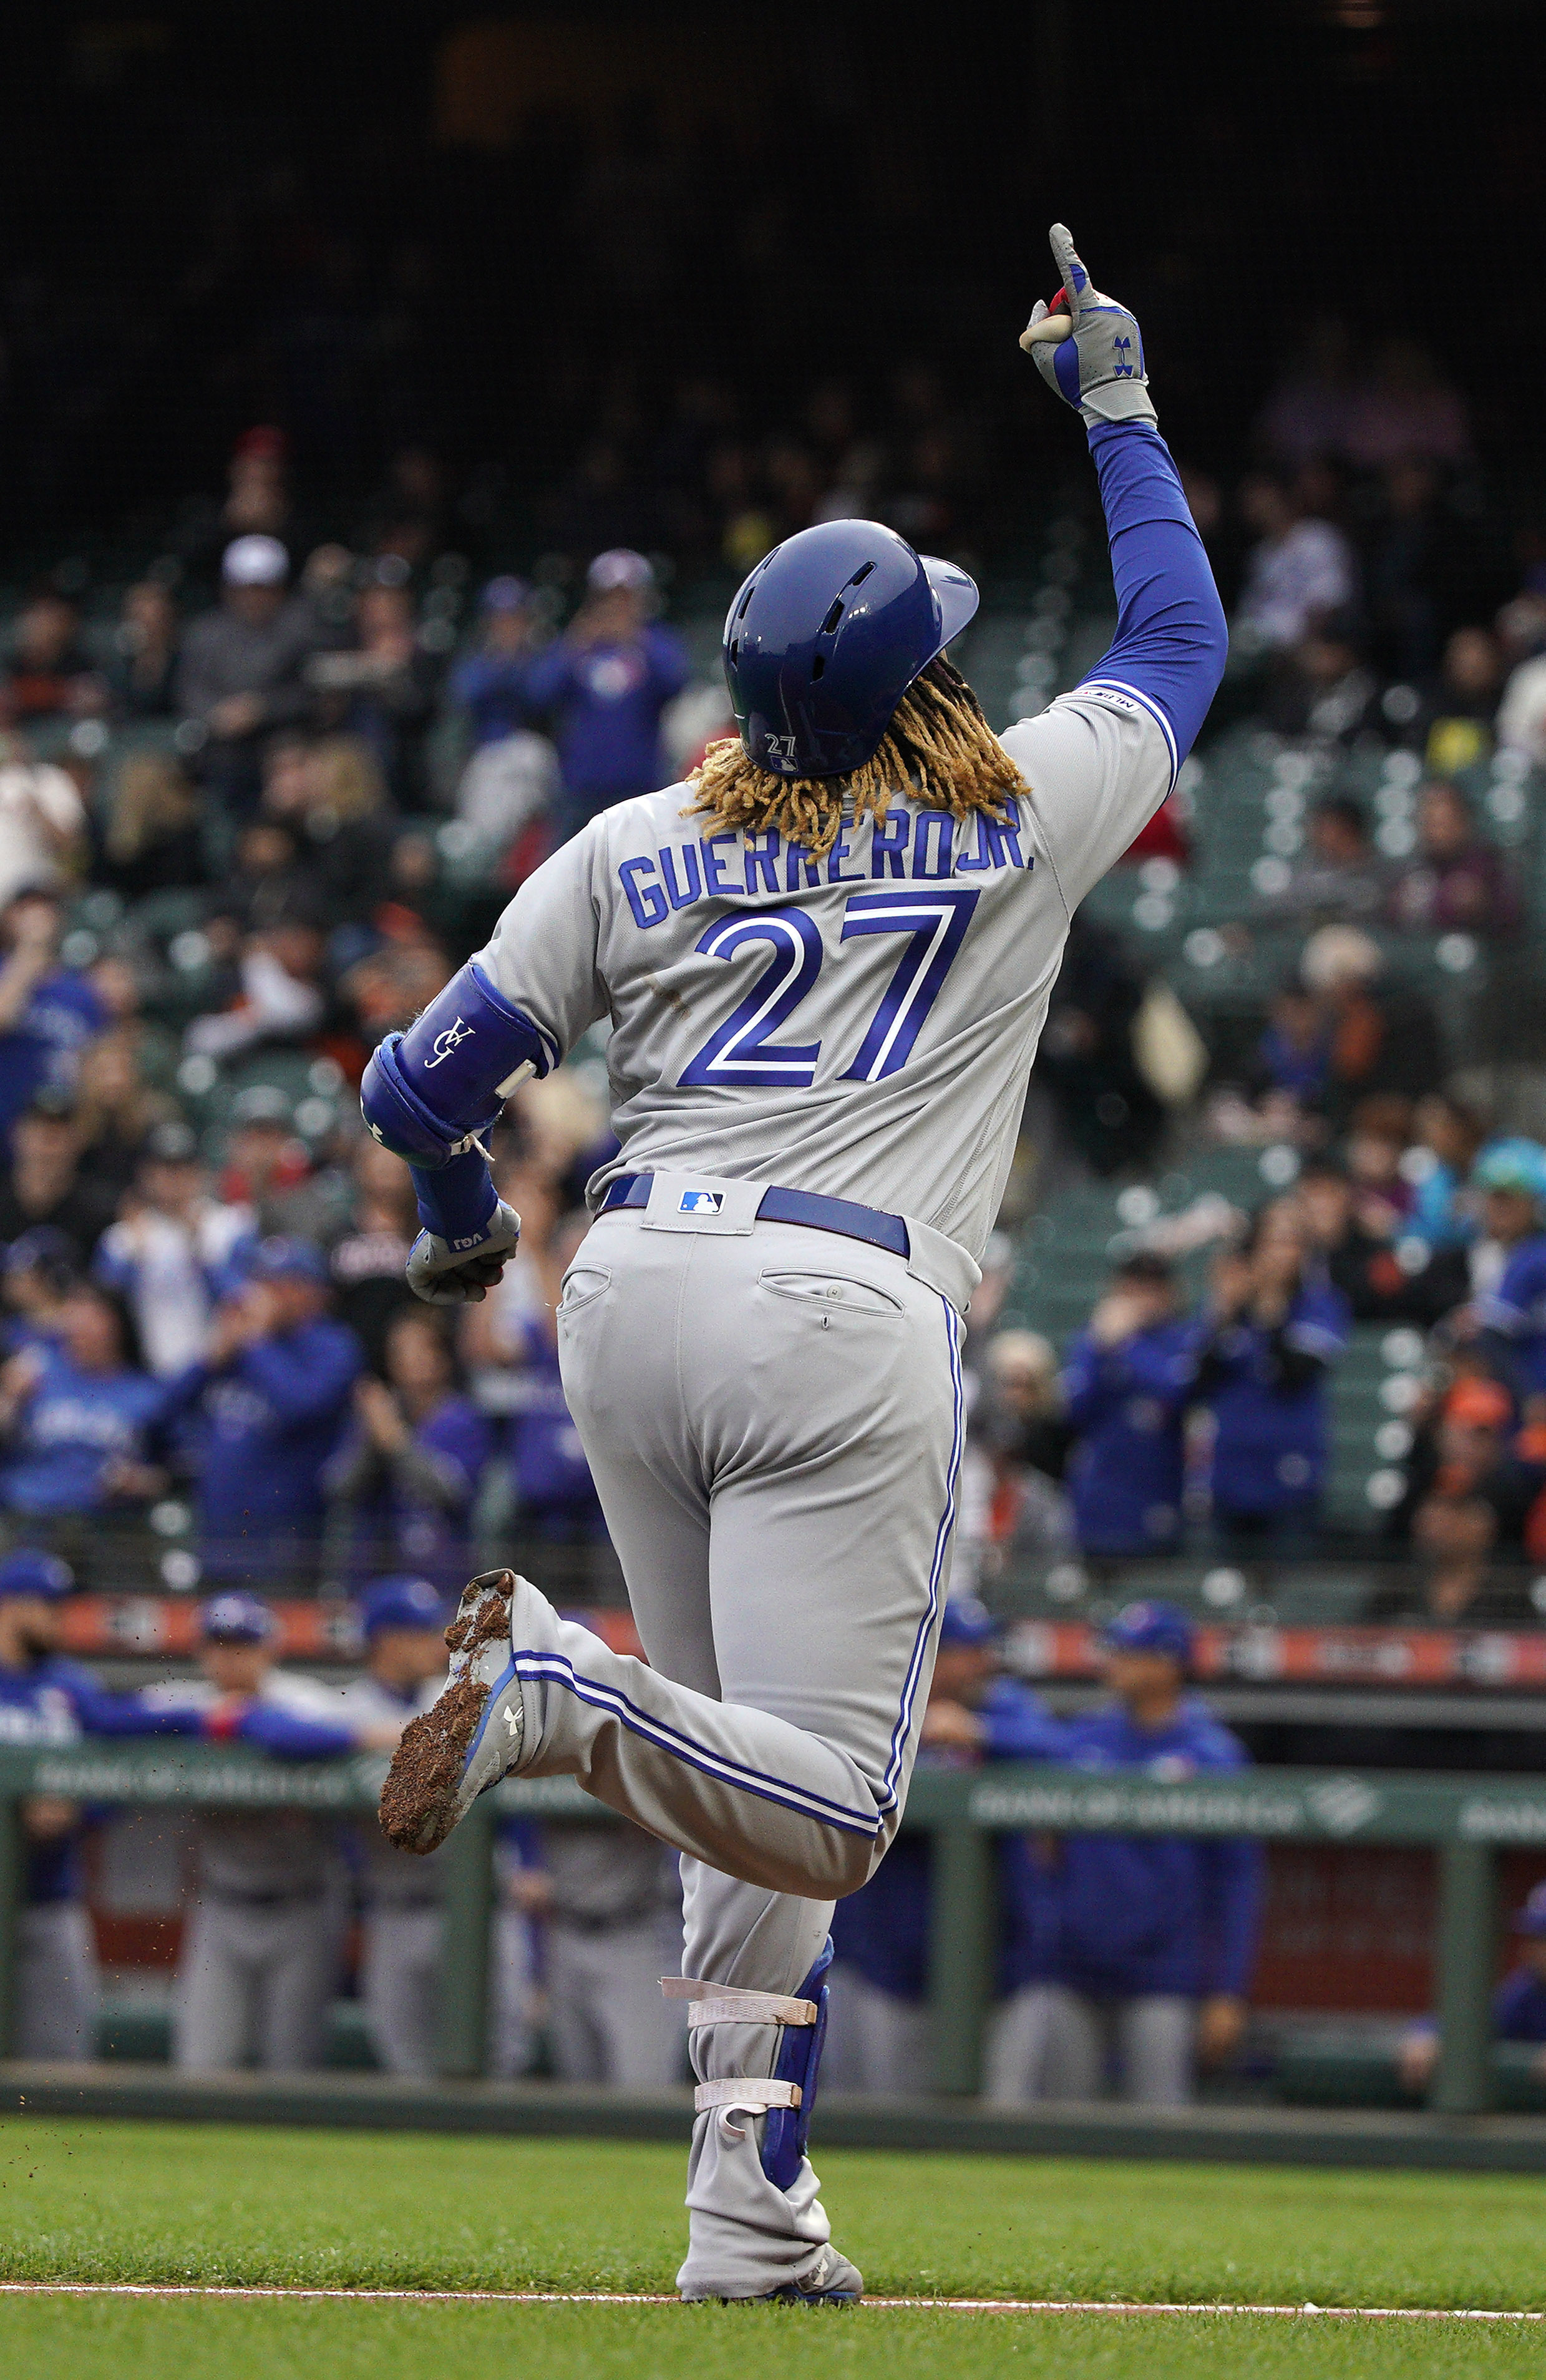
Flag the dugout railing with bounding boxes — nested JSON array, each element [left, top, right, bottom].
[[0, 1744, 1539, 2118]]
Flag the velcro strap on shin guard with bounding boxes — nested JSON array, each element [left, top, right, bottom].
[[661, 1978, 818, 2027], [694, 2078, 802, 2114]]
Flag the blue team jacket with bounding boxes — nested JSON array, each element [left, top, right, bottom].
[[1062, 1320, 1200, 1556], [830, 1680, 1067, 2003], [510, 1324, 603, 1528], [331, 1390, 492, 1597], [1201, 1280, 1351, 1518], [167, 1319, 363, 1578], [1494, 1966, 1546, 2042], [523, 625, 689, 811], [1000, 1698, 1264, 2001], [0, 968, 107, 1140], [449, 650, 535, 748], [0, 1656, 203, 1903], [0, 1351, 170, 1518]]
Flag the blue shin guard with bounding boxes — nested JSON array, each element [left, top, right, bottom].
[[761, 1938, 832, 2192]]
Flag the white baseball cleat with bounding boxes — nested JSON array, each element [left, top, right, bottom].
[[685, 2246, 864, 2306], [379, 1568, 525, 1854]]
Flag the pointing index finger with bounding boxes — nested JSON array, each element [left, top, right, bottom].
[[1048, 223, 1090, 318]]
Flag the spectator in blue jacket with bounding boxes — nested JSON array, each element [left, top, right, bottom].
[[325, 1308, 492, 1597], [0, 892, 107, 1147], [1062, 1254, 1200, 1562], [826, 1596, 1066, 2097], [0, 1285, 171, 1566], [0, 1546, 206, 2058], [1467, 1139, 1546, 1401], [522, 549, 689, 840], [1196, 1199, 1351, 1552], [165, 1238, 364, 1588], [988, 1601, 1263, 2109], [449, 576, 540, 747], [1400, 1880, 1546, 2096]]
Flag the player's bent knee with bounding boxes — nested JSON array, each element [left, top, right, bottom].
[[823, 1829, 887, 1900]]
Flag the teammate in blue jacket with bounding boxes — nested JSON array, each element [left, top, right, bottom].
[[522, 550, 689, 840], [145, 1589, 401, 2072], [988, 1601, 1262, 2107], [1196, 1199, 1350, 1551], [1061, 1253, 1200, 1561], [164, 1237, 363, 1587], [0, 1545, 209, 2057], [826, 1596, 1066, 2094]]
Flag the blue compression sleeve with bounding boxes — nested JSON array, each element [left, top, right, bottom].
[[411, 1148, 500, 1244], [1081, 421, 1228, 774]]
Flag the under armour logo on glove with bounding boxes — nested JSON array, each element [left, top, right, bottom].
[[1019, 223, 1156, 427]]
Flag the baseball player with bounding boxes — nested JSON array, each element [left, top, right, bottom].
[[369, 225, 1227, 2301], [988, 1601, 1263, 2107], [338, 1573, 455, 2077], [154, 1590, 398, 2074], [0, 1545, 208, 2059]]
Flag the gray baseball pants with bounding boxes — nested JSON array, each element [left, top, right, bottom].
[[361, 1906, 537, 2079], [15, 1903, 99, 2061], [498, 1191, 971, 2298], [545, 1914, 689, 2088], [175, 1895, 343, 2072], [824, 1964, 933, 2097], [361, 1907, 441, 2078], [985, 1982, 1197, 2107]]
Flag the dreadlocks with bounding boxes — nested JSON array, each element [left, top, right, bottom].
[[687, 655, 1028, 862]]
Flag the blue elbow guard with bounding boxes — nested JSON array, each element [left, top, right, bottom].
[[761, 1938, 833, 2192], [360, 962, 555, 1169]]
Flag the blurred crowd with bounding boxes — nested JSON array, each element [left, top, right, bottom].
[[965, 1116, 1546, 1626]]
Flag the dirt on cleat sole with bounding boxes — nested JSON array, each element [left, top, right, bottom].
[[378, 1569, 516, 1854]]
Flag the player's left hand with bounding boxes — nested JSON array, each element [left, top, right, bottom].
[[1019, 222, 1157, 427], [406, 1198, 522, 1305]]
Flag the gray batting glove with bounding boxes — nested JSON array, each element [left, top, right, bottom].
[[1019, 223, 1157, 427], [405, 1199, 522, 1306]]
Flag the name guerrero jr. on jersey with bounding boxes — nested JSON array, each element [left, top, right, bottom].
[[609, 800, 1033, 1095]]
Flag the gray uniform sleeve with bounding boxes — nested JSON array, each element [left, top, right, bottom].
[[1000, 691, 1173, 917], [475, 819, 611, 1065]]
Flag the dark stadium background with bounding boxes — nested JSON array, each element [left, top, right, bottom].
[[0, 1, 1540, 554]]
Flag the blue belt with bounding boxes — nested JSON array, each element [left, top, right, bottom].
[[598, 1173, 910, 1260]]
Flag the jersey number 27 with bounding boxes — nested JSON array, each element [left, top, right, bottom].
[[678, 889, 980, 1090]]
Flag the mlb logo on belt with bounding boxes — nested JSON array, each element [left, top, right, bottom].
[[679, 1189, 724, 1214]]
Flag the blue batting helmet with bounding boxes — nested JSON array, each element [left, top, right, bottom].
[[722, 520, 979, 781]]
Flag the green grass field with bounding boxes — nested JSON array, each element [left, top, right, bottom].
[[2, 2119, 1545, 2376]]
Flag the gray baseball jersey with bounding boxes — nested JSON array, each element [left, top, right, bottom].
[[479, 690, 1170, 1260]]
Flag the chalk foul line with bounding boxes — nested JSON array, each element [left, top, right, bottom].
[[0, 2285, 1542, 2319]]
